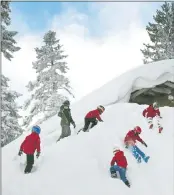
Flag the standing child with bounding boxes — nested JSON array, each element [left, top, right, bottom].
[[124, 126, 150, 163], [57, 100, 76, 142], [142, 102, 163, 133], [18, 125, 41, 174], [110, 146, 130, 187]]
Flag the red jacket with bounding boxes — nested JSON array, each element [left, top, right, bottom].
[[20, 132, 41, 154], [124, 130, 144, 144], [85, 109, 102, 121], [142, 105, 160, 118], [111, 150, 128, 168]]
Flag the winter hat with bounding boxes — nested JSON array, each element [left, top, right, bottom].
[[32, 125, 41, 134], [63, 100, 70, 106]]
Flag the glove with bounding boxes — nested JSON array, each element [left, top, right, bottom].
[[72, 122, 76, 128], [142, 142, 147, 147], [36, 152, 40, 158], [18, 150, 23, 156]]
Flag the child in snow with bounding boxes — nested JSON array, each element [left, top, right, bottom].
[[18, 125, 41, 174], [110, 146, 130, 187], [57, 100, 76, 141], [142, 102, 163, 133], [124, 126, 150, 163], [83, 105, 105, 132]]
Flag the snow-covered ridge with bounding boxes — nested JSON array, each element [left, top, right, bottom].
[[72, 59, 174, 113]]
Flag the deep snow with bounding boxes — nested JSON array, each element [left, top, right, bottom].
[[2, 103, 174, 195], [2, 59, 174, 195]]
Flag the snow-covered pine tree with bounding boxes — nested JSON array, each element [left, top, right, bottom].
[[23, 30, 74, 127], [1, 0, 20, 61], [1, 1, 23, 147], [1, 75, 23, 147], [141, 2, 174, 64]]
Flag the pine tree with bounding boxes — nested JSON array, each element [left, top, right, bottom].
[[23, 30, 74, 127], [1, 1, 23, 147], [141, 2, 174, 64], [1, 0, 20, 61], [1, 75, 23, 147]]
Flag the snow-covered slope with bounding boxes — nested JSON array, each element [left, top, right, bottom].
[[2, 59, 174, 195], [2, 104, 174, 195], [26, 59, 174, 131]]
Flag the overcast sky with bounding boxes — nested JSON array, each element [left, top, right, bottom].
[[2, 2, 163, 106]]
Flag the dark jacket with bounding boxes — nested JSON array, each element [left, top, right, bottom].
[[58, 105, 75, 126]]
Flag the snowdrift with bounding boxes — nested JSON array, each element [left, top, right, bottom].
[[72, 59, 174, 112], [2, 104, 174, 195]]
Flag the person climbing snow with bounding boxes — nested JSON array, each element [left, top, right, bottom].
[[110, 146, 130, 187], [142, 102, 163, 133], [124, 126, 150, 163], [82, 105, 105, 132], [18, 125, 41, 174], [57, 100, 76, 142]]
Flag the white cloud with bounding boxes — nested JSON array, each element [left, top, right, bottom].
[[2, 2, 151, 107]]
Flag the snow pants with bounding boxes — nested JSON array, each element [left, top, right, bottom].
[[25, 154, 34, 173], [146, 116, 162, 129], [110, 165, 128, 183], [60, 125, 71, 139], [83, 118, 98, 132], [128, 145, 146, 162]]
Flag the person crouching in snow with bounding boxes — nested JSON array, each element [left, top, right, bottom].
[[110, 146, 130, 187], [142, 102, 163, 133], [83, 105, 105, 132], [124, 126, 150, 163], [18, 125, 41, 174]]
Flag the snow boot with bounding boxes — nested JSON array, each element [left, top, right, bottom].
[[143, 156, 150, 163], [149, 124, 153, 129], [111, 172, 117, 178], [159, 127, 163, 133], [137, 156, 142, 163], [125, 180, 130, 187]]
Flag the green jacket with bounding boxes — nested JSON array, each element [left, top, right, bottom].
[[58, 105, 75, 126]]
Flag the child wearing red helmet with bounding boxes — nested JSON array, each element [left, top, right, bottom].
[[82, 105, 105, 132], [142, 102, 163, 133], [124, 126, 150, 163]]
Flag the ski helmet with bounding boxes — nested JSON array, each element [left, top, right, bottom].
[[113, 146, 120, 154], [63, 100, 70, 106], [97, 105, 105, 113], [153, 102, 158, 110], [32, 125, 41, 134], [134, 126, 142, 134]]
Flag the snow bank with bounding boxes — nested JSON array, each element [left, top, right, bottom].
[[72, 59, 174, 113]]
